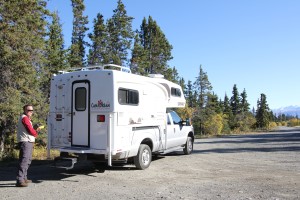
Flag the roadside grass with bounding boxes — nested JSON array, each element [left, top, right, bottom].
[[0, 147, 60, 166]]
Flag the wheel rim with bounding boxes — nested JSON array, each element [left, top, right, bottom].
[[188, 138, 193, 152], [141, 149, 150, 165]]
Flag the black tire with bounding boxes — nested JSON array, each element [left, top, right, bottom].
[[134, 144, 152, 170], [183, 136, 193, 155]]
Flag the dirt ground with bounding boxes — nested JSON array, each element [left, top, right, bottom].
[[0, 127, 299, 200]]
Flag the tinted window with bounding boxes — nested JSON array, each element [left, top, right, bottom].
[[75, 87, 86, 111], [118, 88, 139, 105], [171, 87, 181, 97]]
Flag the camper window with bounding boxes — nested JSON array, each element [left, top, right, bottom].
[[171, 87, 181, 97], [118, 88, 139, 105], [75, 87, 87, 111]]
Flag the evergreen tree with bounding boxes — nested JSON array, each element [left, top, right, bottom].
[[255, 93, 271, 129], [222, 93, 233, 133], [43, 11, 68, 101], [178, 77, 185, 95], [240, 88, 250, 112], [223, 94, 232, 116], [164, 66, 180, 83], [193, 65, 212, 108], [106, 0, 134, 65], [69, 0, 88, 68], [236, 88, 255, 131], [206, 93, 222, 114], [131, 16, 173, 75], [185, 80, 195, 107], [87, 13, 109, 65], [230, 84, 240, 115], [0, 0, 48, 158], [192, 65, 213, 134], [130, 32, 149, 74]]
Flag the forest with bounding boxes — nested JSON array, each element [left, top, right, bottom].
[[0, 0, 298, 160]]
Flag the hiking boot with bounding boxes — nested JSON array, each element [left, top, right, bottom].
[[16, 182, 28, 187], [25, 179, 32, 183]]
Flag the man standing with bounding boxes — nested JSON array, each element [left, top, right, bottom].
[[16, 105, 41, 187]]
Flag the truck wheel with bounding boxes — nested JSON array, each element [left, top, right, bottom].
[[134, 144, 152, 170], [183, 136, 193, 155]]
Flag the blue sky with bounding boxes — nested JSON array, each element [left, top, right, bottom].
[[47, 0, 300, 109]]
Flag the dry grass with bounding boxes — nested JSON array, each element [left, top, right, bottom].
[[32, 146, 60, 160]]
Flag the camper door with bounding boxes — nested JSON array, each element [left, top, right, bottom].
[[72, 81, 90, 147]]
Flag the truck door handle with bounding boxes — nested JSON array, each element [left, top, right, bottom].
[[174, 128, 175, 133], [73, 112, 75, 116]]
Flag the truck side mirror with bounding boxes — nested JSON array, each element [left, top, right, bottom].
[[185, 118, 191, 126], [179, 120, 186, 126]]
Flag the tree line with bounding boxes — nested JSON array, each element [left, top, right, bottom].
[[0, 0, 284, 159]]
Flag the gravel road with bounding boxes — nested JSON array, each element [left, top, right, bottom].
[[1, 127, 299, 200]]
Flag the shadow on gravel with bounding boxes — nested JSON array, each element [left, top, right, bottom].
[[0, 155, 167, 186], [193, 128, 300, 154], [193, 146, 300, 154], [196, 133, 300, 144], [0, 160, 101, 187]]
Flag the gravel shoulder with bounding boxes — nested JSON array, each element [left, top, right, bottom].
[[1, 127, 299, 200]]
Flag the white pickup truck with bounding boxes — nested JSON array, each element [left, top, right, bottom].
[[47, 64, 194, 170]]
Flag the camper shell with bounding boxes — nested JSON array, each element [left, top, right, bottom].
[[47, 64, 194, 169]]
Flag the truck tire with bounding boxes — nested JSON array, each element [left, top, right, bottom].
[[134, 144, 152, 170], [183, 136, 193, 155]]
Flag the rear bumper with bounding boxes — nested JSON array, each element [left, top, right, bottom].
[[52, 146, 130, 159], [57, 147, 107, 154]]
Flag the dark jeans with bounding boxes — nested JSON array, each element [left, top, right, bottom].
[[16, 142, 33, 183]]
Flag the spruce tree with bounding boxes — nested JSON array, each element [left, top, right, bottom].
[[192, 65, 213, 134], [0, 0, 48, 157], [106, 0, 134, 65], [164, 66, 180, 83], [221, 94, 233, 133], [131, 16, 173, 74], [223, 94, 232, 115], [130, 32, 150, 75], [206, 93, 222, 114], [87, 13, 109, 65], [69, 0, 88, 68], [185, 80, 195, 107], [256, 93, 271, 129], [240, 88, 250, 112], [230, 84, 240, 115], [178, 77, 186, 95], [43, 11, 68, 101], [193, 65, 212, 108]]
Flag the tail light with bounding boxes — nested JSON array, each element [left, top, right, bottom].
[[97, 115, 105, 122]]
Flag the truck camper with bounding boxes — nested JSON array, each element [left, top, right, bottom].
[[47, 64, 194, 170]]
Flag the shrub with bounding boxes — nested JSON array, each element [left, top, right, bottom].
[[269, 122, 277, 130]]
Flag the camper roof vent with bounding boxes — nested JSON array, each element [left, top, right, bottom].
[[102, 64, 131, 73], [149, 74, 164, 79]]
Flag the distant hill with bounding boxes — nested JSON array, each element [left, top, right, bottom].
[[272, 105, 300, 117]]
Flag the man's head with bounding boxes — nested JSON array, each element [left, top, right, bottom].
[[23, 104, 34, 118]]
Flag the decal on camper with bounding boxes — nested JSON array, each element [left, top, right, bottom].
[[91, 100, 110, 109]]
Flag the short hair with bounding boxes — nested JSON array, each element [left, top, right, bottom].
[[23, 104, 33, 112]]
